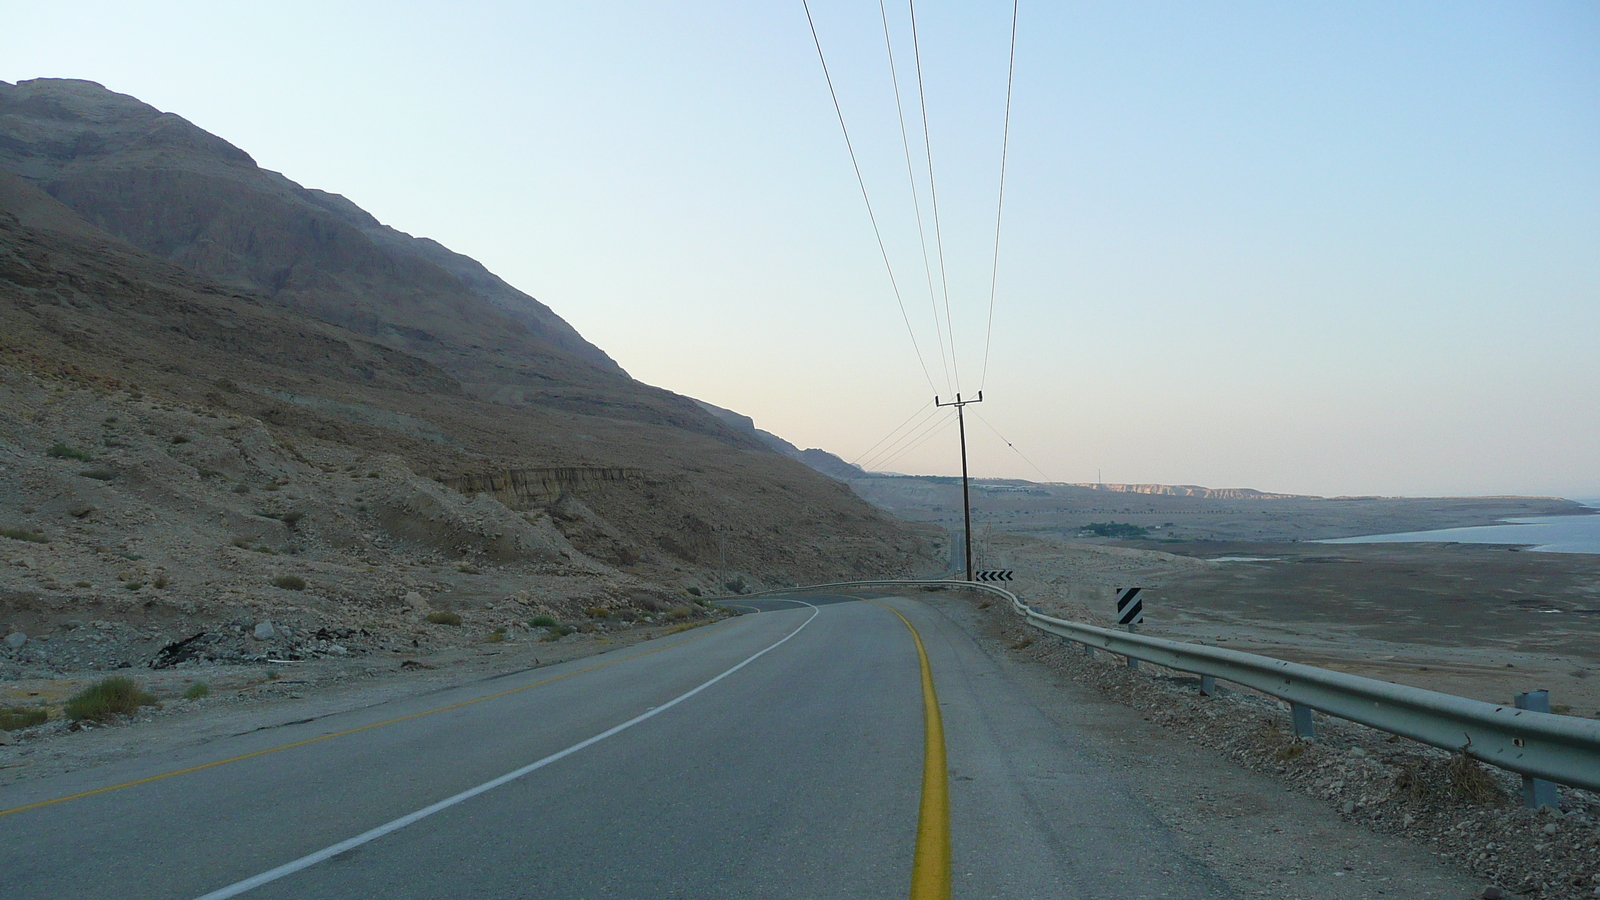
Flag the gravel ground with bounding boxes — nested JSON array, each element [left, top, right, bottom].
[[962, 592, 1600, 899], [0, 617, 724, 787]]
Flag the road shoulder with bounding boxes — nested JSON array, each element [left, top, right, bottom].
[[919, 588, 1488, 900]]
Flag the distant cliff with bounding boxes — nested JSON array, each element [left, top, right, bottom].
[[694, 400, 867, 481], [1060, 483, 1310, 500]]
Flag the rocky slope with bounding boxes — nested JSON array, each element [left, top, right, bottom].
[[0, 88, 937, 686], [0, 78, 747, 436]]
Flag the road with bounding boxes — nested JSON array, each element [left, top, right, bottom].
[[0, 591, 1234, 899]]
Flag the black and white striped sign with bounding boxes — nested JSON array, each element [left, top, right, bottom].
[[1115, 587, 1144, 625], [973, 569, 1014, 583]]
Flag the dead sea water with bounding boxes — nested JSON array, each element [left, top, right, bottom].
[[1324, 501, 1600, 554]]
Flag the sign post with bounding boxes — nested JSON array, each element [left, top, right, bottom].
[[1115, 587, 1143, 669]]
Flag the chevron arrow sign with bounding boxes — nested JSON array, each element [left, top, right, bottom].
[[1115, 587, 1144, 625], [974, 569, 1014, 583]]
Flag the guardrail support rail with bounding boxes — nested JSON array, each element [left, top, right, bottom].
[[723, 579, 1600, 797]]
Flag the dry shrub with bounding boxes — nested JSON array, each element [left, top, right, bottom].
[[65, 677, 157, 721], [0, 707, 49, 729], [1445, 752, 1506, 805], [1393, 752, 1507, 806], [1250, 717, 1310, 761]]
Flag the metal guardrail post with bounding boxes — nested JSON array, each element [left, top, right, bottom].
[[1515, 691, 1561, 809], [1290, 702, 1316, 740], [1199, 675, 1216, 696]]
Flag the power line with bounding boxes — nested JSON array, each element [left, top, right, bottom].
[[857, 404, 945, 471], [800, 0, 939, 395], [859, 403, 946, 471], [878, 0, 952, 395], [907, 0, 960, 392], [971, 407, 1054, 483], [978, 0, 1019, 393], [849, 399, 933, 467], [875, 412, 957, 472]]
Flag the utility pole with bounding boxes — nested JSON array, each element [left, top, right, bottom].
[[935, 391, 982, 582]]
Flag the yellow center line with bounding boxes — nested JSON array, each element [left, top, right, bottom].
[[0, 622, 735, 819], [865, 596, 951, 900]]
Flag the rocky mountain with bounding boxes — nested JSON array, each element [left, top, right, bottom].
[[1, 80, 937, 679], [0, 78, 749, 438]]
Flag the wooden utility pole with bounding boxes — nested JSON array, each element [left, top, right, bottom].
[[935, 391, 982, 582]]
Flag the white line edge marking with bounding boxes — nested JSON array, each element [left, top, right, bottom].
[[193, 601, 820, 900]]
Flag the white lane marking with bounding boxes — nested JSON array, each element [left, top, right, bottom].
[[193, 603, 820, 900]]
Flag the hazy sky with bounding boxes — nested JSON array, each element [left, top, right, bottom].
[[4, 2, 1597, 497]]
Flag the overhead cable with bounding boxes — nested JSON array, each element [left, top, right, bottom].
[[907, 0, 960, 392], [800, 0, 939, 395], [978, 0, 1020, 393], [874, 412, 958, 472], [878, 0, 952, 396], [849, 399, 934, 467], [857, 404, 945, 472], [971, 407, 1054, 483]]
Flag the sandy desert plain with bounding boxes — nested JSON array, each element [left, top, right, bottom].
[[857, 477, 1600, 720]]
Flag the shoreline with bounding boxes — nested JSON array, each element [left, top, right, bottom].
[[1319, 507, 1600, 555]]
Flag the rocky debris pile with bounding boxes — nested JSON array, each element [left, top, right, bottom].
[[987, 609, 1600, 899], [1, 618, 159, 673], [149, 621, 369, 668]]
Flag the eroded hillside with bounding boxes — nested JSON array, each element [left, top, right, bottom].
[[0, 96, 936, 682], [0, 78, 742, 435]]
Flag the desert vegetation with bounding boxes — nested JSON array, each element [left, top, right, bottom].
[[63, 677, 157, 722]]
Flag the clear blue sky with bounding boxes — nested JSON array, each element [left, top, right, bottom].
[[4, 2, 1597, 497]]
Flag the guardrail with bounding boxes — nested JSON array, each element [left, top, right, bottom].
[[725, 578, 1600, 796]]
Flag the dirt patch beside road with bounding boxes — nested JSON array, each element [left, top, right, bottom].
[[920, 586, 1600, 899], [0, 619, 723, 789]]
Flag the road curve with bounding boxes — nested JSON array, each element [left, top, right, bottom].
[[0, 591, 1233, 899]]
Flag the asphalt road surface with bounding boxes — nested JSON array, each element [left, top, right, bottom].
[[0, 591, 1235, 899]]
